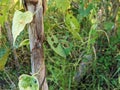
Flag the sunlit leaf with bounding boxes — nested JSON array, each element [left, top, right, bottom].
[[55, 0, 70, 12], [65, 14, 82, 41], [12, 10, 33, 46], [14, 0, 18, 3], [18, 74, 39, 90], [65, 14, 80, 32], [19, 39, 30, 47], [0, 0, 9, 26]]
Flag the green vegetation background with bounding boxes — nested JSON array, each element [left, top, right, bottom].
[[0, 0, 120, 90]]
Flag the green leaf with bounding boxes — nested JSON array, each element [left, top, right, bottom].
[[18, 74, 39, 90], [0, 0, 10, 26], [118, 75, 120, 84], [65, 14, 80, 32], [12, 10, 33, 46], [65, 14, 82, 41], [81, 4, 93, 17], [104, 21, 114, 31], [0, 7, 8, 26], [77, 3, 93, 22], [47, 35, 66, 58], [63, 43, 73, 56], [19, 39, 30, 47], [0, 48, 10, 71], [0, 16, 5, 26], [55, 0, 70, 12]]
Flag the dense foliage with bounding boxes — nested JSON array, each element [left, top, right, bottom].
[[0, 0, 120, 89]]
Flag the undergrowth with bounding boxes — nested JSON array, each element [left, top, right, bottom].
[[0, 0, 120, 90]]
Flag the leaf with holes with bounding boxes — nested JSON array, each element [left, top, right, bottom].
[[47, 35, 66, 58], [18, 74, 39, 90], [65, 14, 80, 32], [12, 10, 33, 46], [65, 14, 82, 40]]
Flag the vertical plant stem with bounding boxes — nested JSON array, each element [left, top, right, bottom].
[[24, 0, 48, 89]]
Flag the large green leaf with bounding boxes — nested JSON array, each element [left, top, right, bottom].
[[0, 48, 10, 71], [47, 35, 66, 58], [55, 0, 70, 12], [18, 74, 39, 90], [12, 10, 33, 46], [65, 14, 82, 40], [65, 14, 80, 32]]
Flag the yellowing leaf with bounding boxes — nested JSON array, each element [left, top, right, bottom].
[[0, 48, 10, 71], [12, 10, 33, 46], [14, 0, 18, 3]]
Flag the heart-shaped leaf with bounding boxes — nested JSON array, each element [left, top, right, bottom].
[[12, 10, 33, 46], [18, 74, 39, 90]]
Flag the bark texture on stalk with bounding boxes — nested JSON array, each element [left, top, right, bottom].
[[23, 0, 48, 90]]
